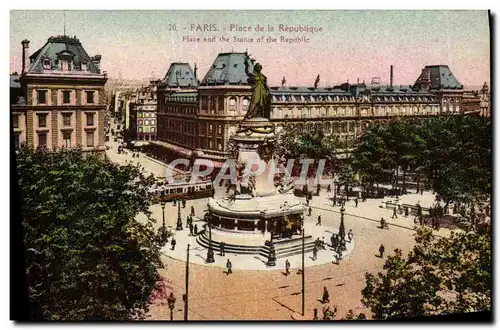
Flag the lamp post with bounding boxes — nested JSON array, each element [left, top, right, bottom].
[[301, 228, 305, 316], [161, 202, 166, 229], [205, 213, 215, 263], [167, 292, 176, 321], [339, 201, 346, 251], [176, 200, 183, 231]]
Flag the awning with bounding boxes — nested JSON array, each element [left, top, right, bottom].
[[149, 140, 193, 157]]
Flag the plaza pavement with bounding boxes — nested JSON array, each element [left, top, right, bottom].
[[105, 141, 450, 320]]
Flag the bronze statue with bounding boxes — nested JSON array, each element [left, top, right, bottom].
[[243, 52, 271, 119]]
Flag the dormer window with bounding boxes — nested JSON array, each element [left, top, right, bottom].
[[81, 62, 88, 71], [61, 60, 69, 71], [43, 59, 51, 70]]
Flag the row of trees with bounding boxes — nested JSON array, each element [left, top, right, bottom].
[[351, 115, 491, 205], [17, 146, 166, 320]]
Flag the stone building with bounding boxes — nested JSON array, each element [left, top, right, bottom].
[[153, 52, 480, 168], [128, 82, 158, 142], [11, 35, 107, 152]]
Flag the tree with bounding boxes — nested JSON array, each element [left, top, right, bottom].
[[361, 226, 491, 319], [17, 146, 164, 320]]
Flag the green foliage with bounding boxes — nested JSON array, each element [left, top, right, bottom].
[[17, 146, 164, 320], [351, 116, 491, 204], [361, 226, 491, 319], [275, 126, 345, 176]]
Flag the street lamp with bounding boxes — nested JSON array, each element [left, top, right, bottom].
[[205, 212, 215, 263], [176, 200, 183, 231], [339, 201, 346, 251], [161, 202, 166, 229], [167, 292, 176, 321]]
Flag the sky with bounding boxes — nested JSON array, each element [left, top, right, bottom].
[[10, 10, 490, 87]]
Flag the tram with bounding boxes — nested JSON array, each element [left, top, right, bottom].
[[149, 179, 214, 202]]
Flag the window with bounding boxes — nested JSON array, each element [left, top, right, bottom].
[[38, 133, 47, 147], [209, 124, 213, 134], [63, 113, 72, 126], [61, 60, 69, 71], [81, 62, 88, 71], [86, 91, 95, 104], [63, 91, 71, 104], [14, 134, 20, 148], [151, 127, 155, 133], [229, 97, 237, 111], [138, 120, 143, 126], [12, 114, 19, 128], [43, 59, 51, 70], [242, 98, 250, 110], [63, 132, 71, 147], [38, 114, 47, 128], [217, 125, 222, 135], [86, 131, 94, 147], [137, 112, 142, 118], [37, 90, 47, 104], [151, 120, 155, 126], [86, 113, 94, 126]]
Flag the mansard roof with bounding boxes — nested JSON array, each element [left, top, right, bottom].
[[412, 65, 463, 90], [27, 35, 101, 73], [163, 63, 198, 88], [201, 52, 254, 86]]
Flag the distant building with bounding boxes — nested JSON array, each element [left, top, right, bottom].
[[149, 53, 484, 169], [128, 82, 158, 142], [11, 35, 107, 152]]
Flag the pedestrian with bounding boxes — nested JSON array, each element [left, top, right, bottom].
[[285, 259, 290, 276], [182, 200, 186, 208], [347, 229, 354, 243], [327, 184, 331, 193], [317, 184, 321, 196], [322, 286, 330, 303], [420, 189, 423, 195], [391, 207, 398, 219], [220, 241, 226, 256], [191, 205, 195, 216], [312, 245, 318, 261], [316, 214, 322, 226], [189, 222, 194, 236], [333, 195, 337, 206], [306, 198, 310, 206], [354, 197, 358, 207], [308, 206, 312, 216], [330, 234, 335, 248], [404, 207, 409, 217], [313, 308, 318, 320], [379, 244, 385, 258], [226, 259, 232, 275], [194, 224, 198, 235], [171, 237, 176, 251], [380, 217, 386, 229], [334, 253, 341, 265], [453, 203, 458, 214]]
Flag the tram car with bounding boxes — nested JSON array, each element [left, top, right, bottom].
[[149, 179, 214, 202]]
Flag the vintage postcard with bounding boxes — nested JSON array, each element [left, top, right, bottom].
[[10, 10, 491, 322]]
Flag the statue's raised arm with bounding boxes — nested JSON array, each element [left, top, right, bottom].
[[244, 52, 252, 77]]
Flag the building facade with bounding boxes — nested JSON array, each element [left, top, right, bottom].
[[128, 82, 158, 142], [11, 35, 107, 152], [154, 53, 483, 166]]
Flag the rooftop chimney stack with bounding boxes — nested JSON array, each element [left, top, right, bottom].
[[390, 65, 393, 88], [21, 39, 30, 75]]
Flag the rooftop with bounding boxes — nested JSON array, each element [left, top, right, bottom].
[[412, 65, 463, 90], [201, 52, 255, 86], [10, 73, 20, 89], [27, 35, 102, 74], [163, 63, 198, 88]]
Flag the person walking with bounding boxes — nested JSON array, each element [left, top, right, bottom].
[[379, 244, 385, 258], [404, 207, 409, 218], [182, 200, 186, 208], [312, 245, 318, 261], [226, 259, 232, 275], [354, 197, 358, 207], [285, 259, 290, 276], [220, 241, 226, 256], [189, 222, 194, 236], [316, 214, 322, 226], [327, 184, 331, 193], [194, 224, 198, 236], [380, 217, 386, 229], [391, 207, 398, 219], [347, 229, 354, 243], [322, 286, 330, 304], [308, 206, 312, 216], [333, 195, 337, 206], [171, 237, 176, 251]]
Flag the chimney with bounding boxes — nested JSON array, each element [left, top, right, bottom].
[[91, 55, 102, 72], [21, 39, 30, 75], [390, 65, 393, 88]]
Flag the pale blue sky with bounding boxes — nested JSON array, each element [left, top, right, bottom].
[[10, 10, 490, 87]]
